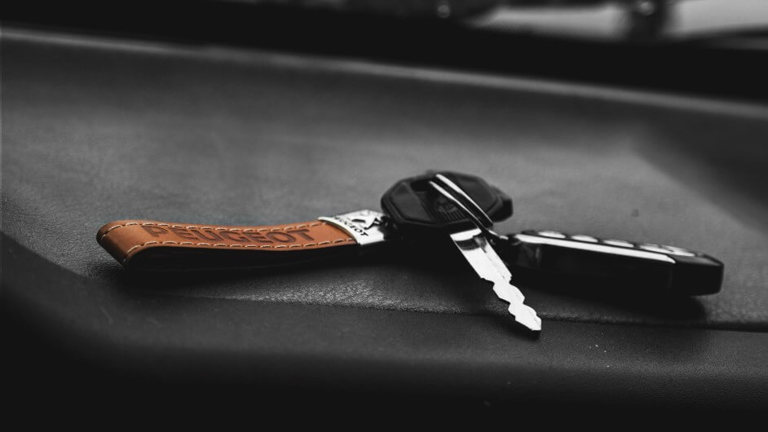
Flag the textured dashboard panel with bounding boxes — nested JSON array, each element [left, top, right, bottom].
[[3, 29, 768, 333]]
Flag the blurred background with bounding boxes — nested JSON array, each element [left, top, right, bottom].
[[225, 0, 768, 44], [5, 0, 767, 103]]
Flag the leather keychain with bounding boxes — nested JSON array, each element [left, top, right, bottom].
[[97, 210, 390, 271]]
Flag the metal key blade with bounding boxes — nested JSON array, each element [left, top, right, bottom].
[[450, 229, 542, 332]]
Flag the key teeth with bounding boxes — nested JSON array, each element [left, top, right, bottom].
[[511, 304, 542, 332]]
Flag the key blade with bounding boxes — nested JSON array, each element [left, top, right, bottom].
[[450, 229, 542, 332]]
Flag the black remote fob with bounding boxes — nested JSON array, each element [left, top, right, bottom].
[[506, 230, 723, 296]]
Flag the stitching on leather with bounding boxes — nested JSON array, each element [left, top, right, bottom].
[[99, 221, 325, 240], [120, 237, 355, 262]]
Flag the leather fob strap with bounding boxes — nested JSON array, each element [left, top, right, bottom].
[[97, 219, 357, 271]]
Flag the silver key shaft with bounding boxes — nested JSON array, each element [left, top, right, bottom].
[[450, 228, 542, 331]]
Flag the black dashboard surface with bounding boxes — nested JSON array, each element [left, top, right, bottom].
[[3, 28, 768, 409]]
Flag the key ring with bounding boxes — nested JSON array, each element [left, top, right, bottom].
[[427, 173, 509, 245]]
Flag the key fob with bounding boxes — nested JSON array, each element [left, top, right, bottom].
[[505, 230, 724, 296], [380, 171, 513, 235]]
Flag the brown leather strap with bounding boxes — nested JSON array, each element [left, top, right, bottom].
[[97, 219, 356, 270]]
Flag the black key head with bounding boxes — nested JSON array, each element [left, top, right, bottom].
[[380, 171, 513, 235]]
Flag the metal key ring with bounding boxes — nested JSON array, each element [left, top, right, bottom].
[[428, 174, 508, 245]]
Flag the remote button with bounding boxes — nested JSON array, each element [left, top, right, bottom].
[[603, 239, 634, 248], [571, 234, 598, 243], [539, 231, 566, 239]]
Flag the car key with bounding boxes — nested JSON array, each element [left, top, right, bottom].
[[504, 230, 723, 296], [381, 171, 542, 332]]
